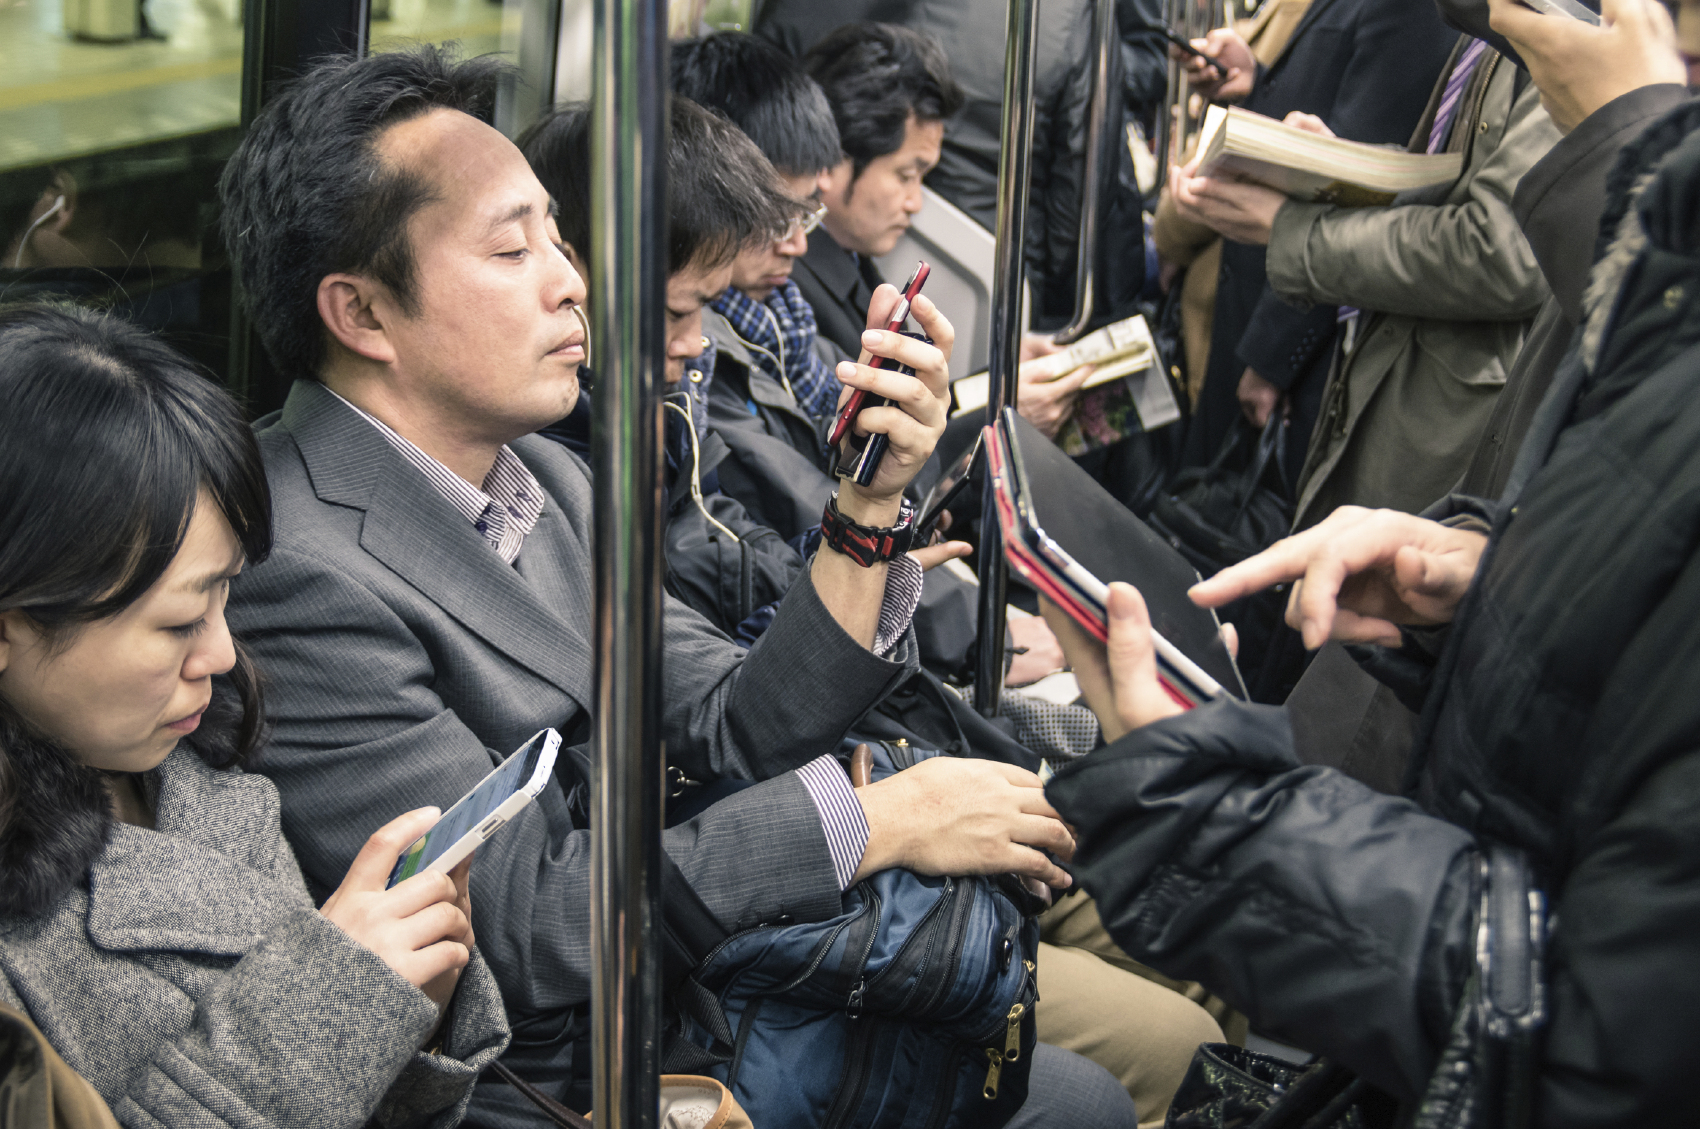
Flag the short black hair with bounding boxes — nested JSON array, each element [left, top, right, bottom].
[[218, 45, 513, 378], [670, 33, 842, 178], [520, 96, 806, 277], [802, 23, 964, 180], [0, 303, 272, 765]]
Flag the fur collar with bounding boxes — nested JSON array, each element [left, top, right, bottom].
[[0, 685, 246, 919]]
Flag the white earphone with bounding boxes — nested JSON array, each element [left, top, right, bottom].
[[13, 195, 66, 269]]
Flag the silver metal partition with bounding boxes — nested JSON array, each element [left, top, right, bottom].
[[1053, 0, 1114, 346], [1157, 0, 1227, 182], [588, 0, 667, 1126], [974, 0, 1041, 717]]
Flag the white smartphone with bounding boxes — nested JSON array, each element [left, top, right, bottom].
[[386, 728, 561, 888]]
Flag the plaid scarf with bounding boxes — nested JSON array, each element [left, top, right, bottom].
[[712, 277, 842, 422]]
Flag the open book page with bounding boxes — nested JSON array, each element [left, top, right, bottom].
[[952, 313, 1161, 417], [1197, 105, 1462, 206]]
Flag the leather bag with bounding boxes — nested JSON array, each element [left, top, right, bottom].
[[1149, 415, 1292, 578], [0, 1005, 121, 1129], [1163, 844, 1547, 1129]]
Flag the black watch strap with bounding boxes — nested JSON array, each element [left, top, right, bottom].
[[820, 494, 916, 567]]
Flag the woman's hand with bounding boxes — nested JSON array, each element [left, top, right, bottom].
[[320, 807, 476, 1015], [1190, 506, 1488, 649], [1040, 585, 1188, 743]]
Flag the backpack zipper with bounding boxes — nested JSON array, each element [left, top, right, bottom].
[[980, 957, 1036, 1101], [860, 876, 953, 1013], [980, 1000, 1027, 1100], [910, 879, 976, 1018], [921, 1042, 965, 1129], [819, 1015, 881, 1129]]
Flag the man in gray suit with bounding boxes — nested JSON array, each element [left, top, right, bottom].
[[218, 46, 1085, 1124]]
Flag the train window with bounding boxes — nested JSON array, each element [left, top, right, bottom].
[[0, 0, 244, 379], [369, 0, 507, 57]]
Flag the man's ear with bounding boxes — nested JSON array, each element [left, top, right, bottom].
[[822, 158, 854, 206], [316, 273, 399, 365], [0, 608, 29, 675], [44, 176, 76, 236]]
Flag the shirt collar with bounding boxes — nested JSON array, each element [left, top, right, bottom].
[[327, 389, 544, 564]]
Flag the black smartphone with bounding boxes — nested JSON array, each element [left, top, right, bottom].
[[1161, 27, 1210, 58], [830, 262, 931, 488], [914, 433, 983, 544]]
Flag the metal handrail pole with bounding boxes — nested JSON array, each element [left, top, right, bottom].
[[588, 1, 667, 1127], [1053, 0, 1114, 346], [974, 0, 1041, 718], [1155, 0, 1183, 186]]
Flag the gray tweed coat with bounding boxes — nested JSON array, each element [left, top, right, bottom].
[[0, 748, 510, 1129]]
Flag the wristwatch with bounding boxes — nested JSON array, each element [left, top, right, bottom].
[[820, 493, 917, 567]]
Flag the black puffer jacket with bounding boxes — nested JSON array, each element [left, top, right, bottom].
[[1048, 100, 1700, 1126]]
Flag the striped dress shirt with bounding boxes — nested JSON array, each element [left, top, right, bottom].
[[333, 390, 875, 888]]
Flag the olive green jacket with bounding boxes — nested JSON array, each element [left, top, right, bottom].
[[1265, 45, 1560, 530]]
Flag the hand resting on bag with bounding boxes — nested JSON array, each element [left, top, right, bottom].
[[852, 758, 1075, 890]]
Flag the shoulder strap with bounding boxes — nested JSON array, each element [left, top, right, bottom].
[[484, 1061, 594, 1129]]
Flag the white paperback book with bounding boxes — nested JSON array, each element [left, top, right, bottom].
[[1196, 104, 1463, 207]]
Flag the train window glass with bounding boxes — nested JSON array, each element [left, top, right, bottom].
[[369, 0, 508, 57], [699, 0, 750, 31], [0, 0, 243, 379]]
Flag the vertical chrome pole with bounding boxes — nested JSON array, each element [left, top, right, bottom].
[[974, 0, 1040, 718], [1156, 0, 1183, 186], [1053, 0, 1113, 346], [589, 1, 666, 1127]]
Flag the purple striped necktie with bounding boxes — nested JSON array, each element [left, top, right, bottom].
[[1427, 39, 1490, 154]]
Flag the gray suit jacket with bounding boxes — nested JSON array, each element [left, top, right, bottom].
[[229, 381, 915, 1111], [0, 749, 509, 1129]]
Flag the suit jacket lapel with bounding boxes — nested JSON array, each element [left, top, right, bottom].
[[283, 381, 591, 708]]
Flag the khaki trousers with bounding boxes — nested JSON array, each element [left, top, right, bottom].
[[1035, 895, 1247, 1129]]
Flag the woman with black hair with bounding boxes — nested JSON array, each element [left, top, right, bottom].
[[0, 304, 509, 1128]]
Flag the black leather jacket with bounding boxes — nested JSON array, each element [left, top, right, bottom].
[[1049, 98, 1700, 1127]]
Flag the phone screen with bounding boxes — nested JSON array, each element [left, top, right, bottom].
[[389, 732, 550, 884]]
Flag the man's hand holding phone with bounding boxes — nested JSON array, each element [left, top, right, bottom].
[[829, 280, 954, 522], [1178, 27, 1257, 103], [321, 807, 476, 1025], [1488, 0, 1684, 133]]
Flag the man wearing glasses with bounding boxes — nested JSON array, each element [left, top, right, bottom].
[[672, 32, 856, 460]]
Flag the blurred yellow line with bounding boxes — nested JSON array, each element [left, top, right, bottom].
[[369, 16, 507, 44], [0, 55, 242, 113]]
